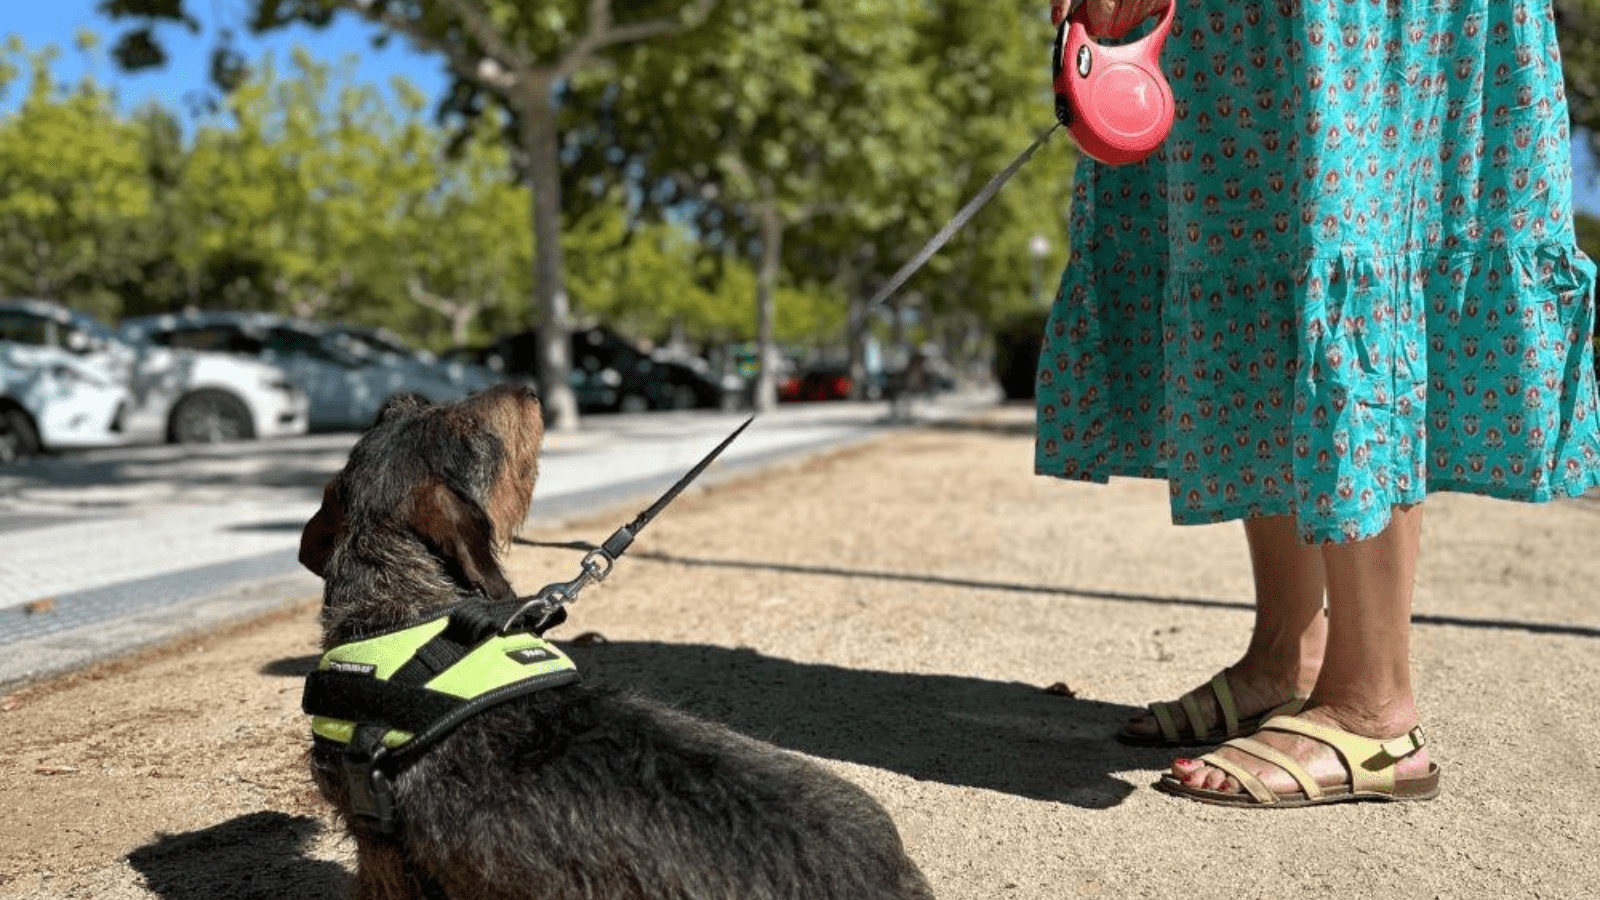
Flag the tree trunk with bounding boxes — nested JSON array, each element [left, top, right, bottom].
[[754, 199, 783, 413], [520, 87, 579, 431]]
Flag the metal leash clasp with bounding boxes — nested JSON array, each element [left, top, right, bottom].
[[499, 547, 614, 635], [498, 416, 754, 636]]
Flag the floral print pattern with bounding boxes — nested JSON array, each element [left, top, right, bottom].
[[1034, 0, 1600, 543]]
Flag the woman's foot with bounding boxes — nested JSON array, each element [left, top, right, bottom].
[[1118, 660, 1315, 745], [1167, 704, 1432, 798]]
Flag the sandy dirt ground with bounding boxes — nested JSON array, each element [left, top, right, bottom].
[[3, 403, 1599, 900]]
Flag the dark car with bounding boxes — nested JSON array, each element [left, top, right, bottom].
[[780, 363, 855, 402], [478, 327, 738, 413], [993, 309, 1048, 401]]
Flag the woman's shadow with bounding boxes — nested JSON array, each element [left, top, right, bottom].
[[562, 638, 1157, 809]]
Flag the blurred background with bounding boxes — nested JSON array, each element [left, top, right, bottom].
[[2, 0, 1599, 460]]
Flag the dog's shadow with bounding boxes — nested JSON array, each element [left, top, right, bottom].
[[126, 810, 349, 900], [563, 639, 1152, 809]]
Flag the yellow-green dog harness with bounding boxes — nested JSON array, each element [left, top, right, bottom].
[[301, 603, 581, 834]]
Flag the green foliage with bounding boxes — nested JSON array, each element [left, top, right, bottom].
[[1558, 0, 1600, 158], [0, 38, 154, 320]]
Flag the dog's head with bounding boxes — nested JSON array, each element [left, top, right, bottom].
[[300, 384, 544, 629]]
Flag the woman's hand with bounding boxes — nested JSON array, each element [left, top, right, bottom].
[[1052, 0, 1169, 38]]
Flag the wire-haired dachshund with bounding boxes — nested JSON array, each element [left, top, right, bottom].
[[298, 385, 934, 900]]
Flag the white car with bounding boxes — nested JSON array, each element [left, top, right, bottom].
[[0, 300, 309, 460], [121, 311, 483, 432]]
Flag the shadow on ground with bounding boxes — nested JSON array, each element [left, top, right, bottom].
[[261, 642, 1152, 809], [127, 810, 348, 900], [564, 639, 1152, 809]]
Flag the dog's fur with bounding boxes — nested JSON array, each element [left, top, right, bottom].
[[299, 385, 934, 900]]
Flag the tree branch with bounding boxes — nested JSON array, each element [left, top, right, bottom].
[[431, 0, 536, 74], [339, 0, 519, 94], [551, 0, 717, 82]]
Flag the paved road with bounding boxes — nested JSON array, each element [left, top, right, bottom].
[[0, 392, 999, 689]]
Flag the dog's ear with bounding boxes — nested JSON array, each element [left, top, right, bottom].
[[299, 479, 344, 578], [375, 392, 431, 426], [408, 480, 516, 601]]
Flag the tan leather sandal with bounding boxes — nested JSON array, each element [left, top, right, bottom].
[[1155, 713, 1443, 807], [1115, 671, 1306, 748]]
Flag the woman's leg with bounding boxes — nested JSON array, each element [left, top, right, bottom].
[[1171, 504, 1431, 793], [1121, 515, 1326, 738]]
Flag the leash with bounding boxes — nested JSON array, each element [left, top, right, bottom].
[[499, 414, 756, 633], [863, 1, 1176, 312], [863, 122, 1062, 315]]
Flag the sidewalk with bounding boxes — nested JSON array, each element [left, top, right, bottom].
[[0, 394, 990, 690], [2, 402, 1597, 899]]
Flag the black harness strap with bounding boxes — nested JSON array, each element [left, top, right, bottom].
[[303, 671, 464, 736]]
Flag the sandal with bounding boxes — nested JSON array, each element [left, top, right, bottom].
[[1115, 671, 1307, 748], [1155, 713, 1443, 807]]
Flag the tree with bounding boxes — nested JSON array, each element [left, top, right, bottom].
[[567, 0, 955, 410], [105, 0, 721, 430], [392, 112, 533, 348], [0, 36, 155, 320], [1558, 0, 1600, 161], [176, 50, 443, 324]]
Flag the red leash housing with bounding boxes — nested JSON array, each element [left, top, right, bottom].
[[1052, 1, 1175, 165]]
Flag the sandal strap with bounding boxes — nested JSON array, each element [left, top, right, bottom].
[[1151, 702, 1181, 742], [1209, 672, 1240, 737], [1149, 671, 1244, 742], [1179, 692, 1209, 741], [1227, 736, 1324, 801], [1197, 751, 1277, 804], [1260, 714, 1426, 794]]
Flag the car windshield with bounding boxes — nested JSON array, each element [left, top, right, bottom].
[[264, 327, 364, 367], [335, 328, 430, 361]]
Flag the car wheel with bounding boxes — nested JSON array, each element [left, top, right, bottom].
[[0, 408, 41, 463], [619, 392, 649, 414], [168, 389, 255, 444]]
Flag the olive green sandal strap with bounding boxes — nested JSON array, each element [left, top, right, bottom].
[[1196, 751, 1277, 804], [1259, 715, 1427, 795], [1179, 692, 1209, 741], [1209, 672, 1240, 737], [1227, 736, 1323, 801], [1149, 672, 1246, 743], [1150, 702, 1181, 742]]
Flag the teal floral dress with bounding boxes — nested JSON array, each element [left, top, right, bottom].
[[1034, 0, 1600, 543]]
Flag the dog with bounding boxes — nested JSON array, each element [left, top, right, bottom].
[[298, 385, 935, 900]]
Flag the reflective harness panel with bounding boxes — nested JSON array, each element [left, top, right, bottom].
[[302, 602, 580, 835]]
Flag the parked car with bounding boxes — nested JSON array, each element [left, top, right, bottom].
[[479, 327, 740, 413], [120, 311, 476, 432], [0, 299, 309, 460], [326, 324, 501, 395]]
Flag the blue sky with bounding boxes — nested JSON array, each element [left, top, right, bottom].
[[6, 0, 1600, 215], [6, 0, 448, 111]]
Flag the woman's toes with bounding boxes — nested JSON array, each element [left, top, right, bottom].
[[1171, 757, 1240, 793], [1171, 757, 1211, 788]]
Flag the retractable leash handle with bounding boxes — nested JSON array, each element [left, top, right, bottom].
[[1052, 0, 1176, 165]]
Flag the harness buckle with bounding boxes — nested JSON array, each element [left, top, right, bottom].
[[344, 726, 399, 836]]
